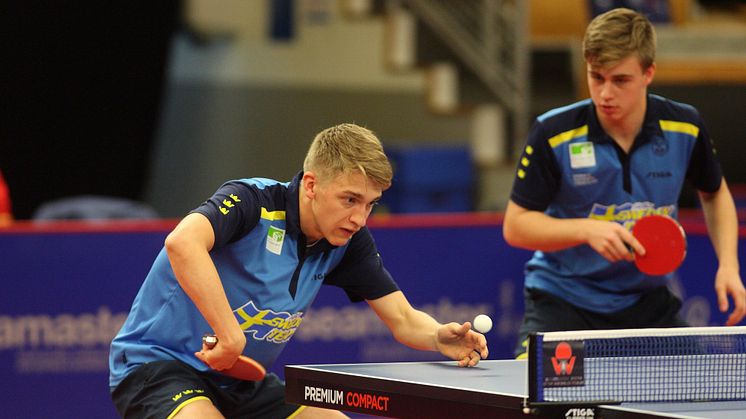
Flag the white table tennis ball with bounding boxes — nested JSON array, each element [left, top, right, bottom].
[[473, 314, 492, 333]]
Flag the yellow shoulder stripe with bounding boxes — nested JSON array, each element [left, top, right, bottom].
[[548, 125, 588, 148], [659, 120, 699, 138], [261, 207, 286, 221]]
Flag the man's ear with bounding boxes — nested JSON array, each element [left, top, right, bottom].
[[302, 171, 317, 198], [643, 63, 656, 86]]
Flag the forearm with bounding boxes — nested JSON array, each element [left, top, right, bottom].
[[168, 245, 243, 342], [700, 182, 740, 270], [395, 309, 441, 351], [503, 201, 590, 251], [368, 292, 440, 351], [165, 214, 245, 347]]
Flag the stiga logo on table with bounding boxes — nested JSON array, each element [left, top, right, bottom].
[[542, 340, 585, 387], [565, 407, 595, 418]]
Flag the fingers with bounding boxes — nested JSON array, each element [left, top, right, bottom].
[[589, 221, 642, 263], [457, 349, 483, 367], [716, 287, 730, 313], [195, 344, 238, 371], [724, 289, 746, 326], [479, 343, 489, 359], [622, 228, 645, 259]]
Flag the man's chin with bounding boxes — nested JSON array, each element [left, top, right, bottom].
[[327, 235, 352, 247]]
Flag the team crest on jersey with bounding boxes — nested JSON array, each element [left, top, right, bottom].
[[234, 301, 303, 344], [652, 136, 669, 156], [588, 201, 675, 229]]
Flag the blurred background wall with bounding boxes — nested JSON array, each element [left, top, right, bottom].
[[2, 0, 746, 220]]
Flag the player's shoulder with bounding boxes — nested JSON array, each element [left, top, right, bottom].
[[648, 94, 701, 124], [535, 99, 593, 138], [231, 177, 289, 190], [221, 178, 291, 205]]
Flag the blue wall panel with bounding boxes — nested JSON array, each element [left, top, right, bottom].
[[0, 216, 742, 418]]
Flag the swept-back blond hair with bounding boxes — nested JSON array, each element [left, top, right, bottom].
[[303, 123, 393, 189], [583, 8, 656, 70]]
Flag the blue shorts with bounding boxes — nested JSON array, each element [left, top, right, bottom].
[[111, 360, 303, 419]]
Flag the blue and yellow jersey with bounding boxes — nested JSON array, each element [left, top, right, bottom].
[[510, 95, 722, 313], [109, 172, 398, 388]]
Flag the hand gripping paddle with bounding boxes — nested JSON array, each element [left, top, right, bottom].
[[632, 214, 687, 276], [202, 334, 266, 381]]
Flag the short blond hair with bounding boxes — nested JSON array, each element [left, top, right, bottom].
[[303, 123, 393, 189], [583, 8, 656, 70]]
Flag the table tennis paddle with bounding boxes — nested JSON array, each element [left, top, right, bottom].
[[202, 334, 266, 381], [631, 214, 687, 276]]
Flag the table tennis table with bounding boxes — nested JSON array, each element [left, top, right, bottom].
[[285, 359, 746, 418]]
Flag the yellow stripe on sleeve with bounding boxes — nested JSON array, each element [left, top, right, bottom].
[[261, 207, 286, 221], [548, 125, 588, 148], [659, 120, 699, 138]]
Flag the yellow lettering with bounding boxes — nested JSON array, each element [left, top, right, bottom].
[[237, 310, 270, 330], [222, 199, 234, 208], [266, 328, 296, 342], [220, 207, 229, 215], [230, 194, 241, 202]]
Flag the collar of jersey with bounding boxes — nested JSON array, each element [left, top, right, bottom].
[[587, 94, 664, 146]]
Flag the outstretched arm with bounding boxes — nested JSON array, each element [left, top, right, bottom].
[[699, 179, 746, 326], [367, 291, 488, 367]]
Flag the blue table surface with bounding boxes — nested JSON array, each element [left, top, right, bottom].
[[291, 360, 746, 418]]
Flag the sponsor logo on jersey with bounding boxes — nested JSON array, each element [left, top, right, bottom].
[[234, 301, 303, 344], [569, 142, 596, 169], [266, 225, 286, 255], [588, 201, 675, 229]]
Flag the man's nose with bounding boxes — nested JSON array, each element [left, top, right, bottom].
[[350, 205, 368, 227], [600, 81, 614, 99]]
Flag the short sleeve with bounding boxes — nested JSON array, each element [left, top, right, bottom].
[[190, 181, 261, 247], [323, 228, 400, 302], [685, 119, 723, 193], [509, 120, 561, 211]]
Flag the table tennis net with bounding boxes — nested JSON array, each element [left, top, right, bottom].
[[528, 327, 746, 403]]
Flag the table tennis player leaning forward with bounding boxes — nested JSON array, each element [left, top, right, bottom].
[[108, 123, 489, 419], [503, 7, 746, 359]]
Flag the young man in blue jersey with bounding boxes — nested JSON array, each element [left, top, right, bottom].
[[503, 8, 746, 357], [109, 123, 489, 418]]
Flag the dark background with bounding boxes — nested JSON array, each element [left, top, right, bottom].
[[1, 1, 181, 219]]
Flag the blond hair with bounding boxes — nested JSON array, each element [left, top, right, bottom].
[[303, 123, 393, 189], [583, 8, 656, 70]]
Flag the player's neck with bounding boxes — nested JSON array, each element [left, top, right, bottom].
[[298, 184, 323, 244], [598, 104, 646, 153]]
